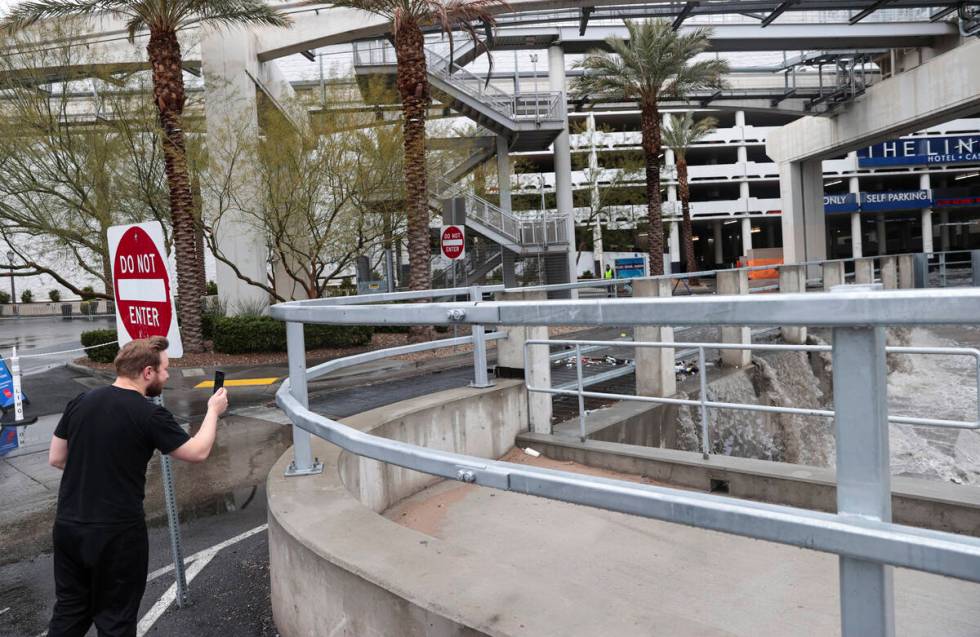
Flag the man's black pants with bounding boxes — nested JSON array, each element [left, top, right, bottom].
[[48, 520, 149, 637]]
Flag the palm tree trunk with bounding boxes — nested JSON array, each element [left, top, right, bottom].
[[677, 158, 698, 281], [395, 19, 432, 341], [147, 29, 204, 352], [640, 101, 664, 275]]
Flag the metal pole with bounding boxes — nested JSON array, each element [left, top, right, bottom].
[[575, 344, 586, 442], [831, 292, 895, 636], [913, 253, 928, 288], [940, 252, 947, 288], [152, 394, 190, 609], [972, 250, 980, 288], [284, 321, 322, 476], [11, 347, 25, 447], [469, 287, 493, 388], [698, 346, 710, 460]]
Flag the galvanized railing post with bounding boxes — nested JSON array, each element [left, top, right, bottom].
[[973, 250, 980, 288], [697, 346, 710, 460], [285, 321, 323, 477], [913, 252, 929, 288], [469, 287, 493, 388], [831, 285, 894, 637], [940, 252, 947, 288], [575, 344, 586, 442]]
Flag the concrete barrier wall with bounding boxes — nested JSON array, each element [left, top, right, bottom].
[[338, 381, 527, 513], [515, 432, 980, 537], [268, 380, 528, 637]]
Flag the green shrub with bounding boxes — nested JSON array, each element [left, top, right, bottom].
[[0, 290, 9, 304], [48, 289, 61, 302], [20, 289, 33, 303], [81, 329, 119, 363], [212, 316, 373, 354], [206, 280, 218, 295], [80, 301, 96, 315], [80, 285, 96, 301]]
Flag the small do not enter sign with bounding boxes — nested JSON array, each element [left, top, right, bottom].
[[441, 225, 465, 260], [108, 222, 183, 358]]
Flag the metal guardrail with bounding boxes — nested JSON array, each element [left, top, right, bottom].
[[529, 338, 980, 449], [273, 279, 980, 636], [435, 176, 567, 248]]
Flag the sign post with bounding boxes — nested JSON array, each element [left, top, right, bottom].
[[108, 221, 189, 607]]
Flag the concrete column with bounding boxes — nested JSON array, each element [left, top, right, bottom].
[[496, 135, 512, 214], [876, 214, 887, 255], [822, 261, 846, 291], [778, 265, 807, 344], [717, 270, 751, 367], [741, 217, 752, 258], [778, 159, 826, 264], [202, 29, 272, 312], [669, 221, 681, 266], [495, 290, 551, 432], [940, 209, 950, 251], [855, 257, 875, 285], [879, 255, 898, 289], [920, 173, 933, 254], [634, 279, 676, 397], [897, 254, 915, 289], [713, 220, 724, 266], [848, 154, 862, 259], [548, 45, 577, 292]]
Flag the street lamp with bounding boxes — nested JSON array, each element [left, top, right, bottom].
[[5, 250, 14, 304]]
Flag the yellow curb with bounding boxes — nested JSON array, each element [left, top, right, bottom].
[[194, 377, 280, 389]]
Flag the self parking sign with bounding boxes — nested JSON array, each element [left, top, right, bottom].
[[108, 222, 183, 357]]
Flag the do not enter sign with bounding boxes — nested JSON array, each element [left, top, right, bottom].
[[108, 222, 183, 358], [441, 225, 465, 260]]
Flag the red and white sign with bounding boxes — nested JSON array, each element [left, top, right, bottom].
[[108, 222, 183, 358], [441, 225, 465, 260]]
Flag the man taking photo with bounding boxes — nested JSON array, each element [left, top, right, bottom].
[[46, 335, 228, 637]]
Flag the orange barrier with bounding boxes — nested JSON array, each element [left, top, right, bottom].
[[738, 257, 782, 280]]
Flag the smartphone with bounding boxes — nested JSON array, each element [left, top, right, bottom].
[[212, 370, 225, 394]]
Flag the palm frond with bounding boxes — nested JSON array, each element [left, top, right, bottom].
[[662, 112, 717, 159], [2, 0, 131, 33], [183, 0, 291, 30]]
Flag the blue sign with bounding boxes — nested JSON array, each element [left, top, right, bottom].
[[614, 257, 645, 279], [0, 426, 17, 456], [860, 190, 932, 212], [824, 192, 859, 214], [0, 357, 16, 411], [859, 135, 980, 167]]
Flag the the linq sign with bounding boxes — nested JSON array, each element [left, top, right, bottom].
[[858, 135, 980, 167]]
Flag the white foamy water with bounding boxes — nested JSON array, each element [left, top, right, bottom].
[[887, 327, 980, 485]]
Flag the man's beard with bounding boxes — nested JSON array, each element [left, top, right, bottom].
[[146, 378, 165, 397]]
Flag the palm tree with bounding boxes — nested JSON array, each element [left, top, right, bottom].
[[331, 0, 504, 302], [3, 0, 290, 352], [573, 19, 727, 275], [663, 112, 717, 278]]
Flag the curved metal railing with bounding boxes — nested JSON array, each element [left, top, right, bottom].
[[271, 268, 980, 635]]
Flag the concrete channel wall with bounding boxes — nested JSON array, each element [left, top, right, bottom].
[[268, 380, 528, 637], [515, 433, 980, 537]]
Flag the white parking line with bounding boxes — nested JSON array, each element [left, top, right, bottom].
[[146, 523, 268, 583], [137, 523, 269, 635]]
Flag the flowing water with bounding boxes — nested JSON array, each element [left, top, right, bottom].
[[670, 326, 980, 485]]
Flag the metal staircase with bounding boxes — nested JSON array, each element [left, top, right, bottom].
[[352, 39, 565, 152], [432, 242, 503, 288], [432, 176, 566, 256]]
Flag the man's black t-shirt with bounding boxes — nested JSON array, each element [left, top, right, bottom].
[[54, 385, 190, 524]]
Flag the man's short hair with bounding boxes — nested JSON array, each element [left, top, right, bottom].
[[114, 336, 169, 378]]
